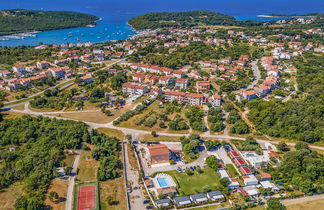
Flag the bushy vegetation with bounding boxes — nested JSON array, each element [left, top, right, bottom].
[[169, 116, 189, 131], [89, 130, 120, 181], [0, 9, 98, 35], [128, 10, 237, 30], [204, 140, 221, 151], [180, 134, 201, 154], [265, 145, 324, 195], [0, 116, 88, 209], [185, 105, 207, 132], [208, 108, 225, 132], [231, 137, 262, 154], [113, 104, 148, 125]]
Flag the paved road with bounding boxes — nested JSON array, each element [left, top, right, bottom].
[[8, 106, 324, 152], [65, 150, 81, 210], [3, 79, 74, 108], [281, 194, 324, 206], [245, 60, 261, 90]]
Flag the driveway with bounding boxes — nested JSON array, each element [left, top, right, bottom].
[[65, 150, 81, 210], [123, 143, 146, 210]]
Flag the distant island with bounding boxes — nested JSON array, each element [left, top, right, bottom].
[[0, 9, 99, 35], [259, 12, 324, 18], [128, 10, 237, 30]]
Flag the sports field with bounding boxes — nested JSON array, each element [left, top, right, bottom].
[[74, 183, 100, 210]]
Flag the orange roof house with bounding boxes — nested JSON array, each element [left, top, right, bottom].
[[146, 144, 170, 166]]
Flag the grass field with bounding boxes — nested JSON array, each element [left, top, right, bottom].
[[2, 111, 30, 120], [77, 144, 99, 182], [226, 164, 239, 177], [287, 198, 324, 210], [139, 134, 181, 142], [45, 179, 69, 210], [73, 182, 100, 210], [97, 128, 125, 140], [164, 167, 221, 195], [0, 182, 24, 210]]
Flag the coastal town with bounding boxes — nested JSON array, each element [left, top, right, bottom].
[[0, 9, 323, 210]]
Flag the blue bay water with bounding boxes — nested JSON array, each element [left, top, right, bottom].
[[0, 0, 322, 47]]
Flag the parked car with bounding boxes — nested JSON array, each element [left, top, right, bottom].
[[146, 206, 153, 209], [143, 200, 150, 204]]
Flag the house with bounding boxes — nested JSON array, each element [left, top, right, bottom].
[[12, 65, 26, 76], [242, 185, 260, 198], [243, 175, 259, 186], [196, 81, 211, 91], [122, 83, 149, 95], [145, 144, 170, 167], [254, 84, 271, 97], [165, 91, 186, 102], [49, 68, 65, 78], [209, 94, 222, 106], [239, 166, 253, 175], [243, 90, 258, 101], [0, 70, 13, 78], [186, 93, 206, 105], [260, 173, 272, 181], [159, 76, 172, 85], [234, 158, 246, 167], [37, 61, 50, 69], [155, 199, 172, 207], [81, 75, 94, 84], [174, 196, 191, 206], [206, 191, 225, 202], [218, 169, 230, 179], [175, 79, 189, 89], [260, 181, 280, 192], [133, 73, 145, 82], [267, 68, 280, 77], [149, 88, 162, 96], [228, 151, 240, 159], [228, 178, 240, 189], [190, 193, 208, 203], [173, 70, 185, 78], [246, 155, 267, 168]]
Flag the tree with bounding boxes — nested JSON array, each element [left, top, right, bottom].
[[210, 121, 225, 132], [277, 142, 289, 152], [231, 121, 249, 134], [151, 131, 158, 137], [220, 177, 230, 187], [185, 168, 193, 175], [205, 155, 218, 169], [295, 142, 310, 150], [49, 191, 59, 202], [14, 196, 28, 210], [267, 198, 286, 210]]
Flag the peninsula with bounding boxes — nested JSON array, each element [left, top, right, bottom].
[[0, 9, 99, 35]]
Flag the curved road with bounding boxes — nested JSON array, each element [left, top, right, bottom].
[[9, 103, 324, 152]]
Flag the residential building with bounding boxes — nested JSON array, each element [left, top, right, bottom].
[[190, 193, 208, 203], [174, 196, 191, 206], [37, 61, 50, 69], [209, 94, 222, 106], [12, 65, 26, 76], [196, 81, 211, 91], [155, 199, 172, 207], [243, 175, 259, 186], [122, 83, 149, 95], [206, 191, 225, 202], [145, 144, 170, 167], [49, 67, 65, 78], [175, 78, 189, 89]]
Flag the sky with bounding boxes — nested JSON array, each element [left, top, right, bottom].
[[1, 0, 323, 17]]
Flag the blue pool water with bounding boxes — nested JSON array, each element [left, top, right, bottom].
[[157, 177, 170, 187]]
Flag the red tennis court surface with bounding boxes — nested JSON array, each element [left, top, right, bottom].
[[78, 185, 96, 210]]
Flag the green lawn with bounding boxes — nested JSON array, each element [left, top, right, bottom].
[[226, 164, 239, 177], [165, 167, 221, 195]]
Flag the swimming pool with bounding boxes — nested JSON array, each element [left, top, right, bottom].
[[157, 177, 170, 187]]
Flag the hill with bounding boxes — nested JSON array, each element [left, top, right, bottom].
[[0, 9, 99, 35], [128, 10, 237, 30]]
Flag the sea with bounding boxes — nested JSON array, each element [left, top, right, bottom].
[[0, 0, 322, 47]]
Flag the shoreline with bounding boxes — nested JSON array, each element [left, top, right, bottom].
[[257, 14, 315, 18]]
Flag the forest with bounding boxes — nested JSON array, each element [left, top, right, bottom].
[[0, 9, 99, 35], [0, 116, 119, 209], [247, 53, 324, 143], [265, 143, 324, 195], [128, 10, 237, 30]]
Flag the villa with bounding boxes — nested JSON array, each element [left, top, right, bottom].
[[190, 193, 208, 203], [145, 144, 170, 167], [174, 196, 191, 206], [206, 191, 225, 202], [155, 198, 172, 207]]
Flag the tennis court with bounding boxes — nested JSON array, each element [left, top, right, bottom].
[[74, 183, 99, 210]]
